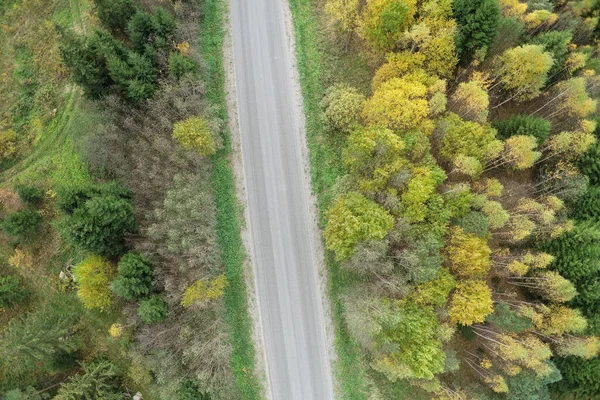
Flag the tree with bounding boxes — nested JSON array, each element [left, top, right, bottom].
[[321, 84, 365, 133], [451, 80, 489, 122], [524, 10, 558, 29], [168, 52, 199, 79], [498, 0, 527, 17], [371, 51, 426, 91], [111, 252, 153, 301], [446, 227, 491, 278], [58, 182, 135, 257], [359, 0, 417, 52], [362, 75, 434, 133], [0, 297, 81, 380], [453, 0, 500, 61], [371, 300, 446, 381], [508, 271, 576, 303], [54, 359, 123, 400], [343, 126, 407, 194], [16, 186, 44, 207], [555, 77, 598, 118], [531, 30, 572, 82], [0, 210, 41, 243], [342, 239, 394, 275], [495, 135, 541, 170], [59, 29, 114, 98], [396, 229, 445, 283], [325, 192, 395, 260], [177, 380, 211, 400], [173, 116, 221, 156], [544, 131, 596, 160], [412, 268, 456, 306], [440, 113, 500, 164], [456, 211, 489, 237], [492, 114, 551, 145], [92, 0, 136, 33], [535, 305, 587, 335], [486, 302, 532, 333], [553, 357, 600, 398], [449, 280, 493, 325], [481, 200, 510, 230], [497, 45, 553, 101], [400, 165, 446, 222], [107, 51, 158, 101], [555, 336, 600, 359], [0, 275, 29, 309], [325, 0, 360, 35], [138, 295, 167, 323], [127, 8, 176, 52], [74, 256, 115, 310]]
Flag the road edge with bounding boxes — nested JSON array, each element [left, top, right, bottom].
[[222, 1, 271, 398]]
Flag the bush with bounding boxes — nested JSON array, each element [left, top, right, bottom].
[[172, 116, 221, 156], [73, 256, 116, 310], [0, 210, 41, 243], [58, 182, 135, 257], [169, 52, 199, 79], [111, 252, 153, 300], [138, 295, 167, 324], [16, 186, 44, 207], [492, 114, 551, 145], [0, 275, 29, 309]]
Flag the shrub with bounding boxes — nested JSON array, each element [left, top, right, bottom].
[[111, 252, 153, 300], [321, 84, 365, 133], [169, 52, 199, 79], [492, 114, 551, 145], [73, 256, 116, 310], [0, 210, 41, 243], [58, 182, 135, 257], [0, 275, 29, 309], [16, 186, 44, 207], [172, 116, 221, 156], [138, 295, 167, 324]]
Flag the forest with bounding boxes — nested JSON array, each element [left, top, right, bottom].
[[3, 0, 600, 398], [287, 0, 600, 398], [0, 0, 260, 398]]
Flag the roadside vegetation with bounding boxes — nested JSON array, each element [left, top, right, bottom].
[[0, 0, 259, 398], [292, 0, 600, 398]]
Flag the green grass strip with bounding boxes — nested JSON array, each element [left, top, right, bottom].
[[199, 0, 263, 398], [287, 0, 370, 398]]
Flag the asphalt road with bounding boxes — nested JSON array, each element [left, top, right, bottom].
[[229, 0, 335, 399]]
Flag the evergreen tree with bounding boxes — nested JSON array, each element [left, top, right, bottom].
[[453, 0, 500, 61], [92, 0, 136, 33], [111, 252, 153, 301]]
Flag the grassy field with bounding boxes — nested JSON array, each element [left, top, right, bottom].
[[199, 0, 263, 398]]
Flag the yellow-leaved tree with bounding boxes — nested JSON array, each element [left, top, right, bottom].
[[449, 280, 494, 325], [73, 255, 116, 310], [358, 0, 417, 52]]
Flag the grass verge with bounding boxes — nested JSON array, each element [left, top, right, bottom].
[[199, 0, 263, 398], [286, 0, 371, 398]]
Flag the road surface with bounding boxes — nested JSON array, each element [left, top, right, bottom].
[[229, 0, 335, 399]]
